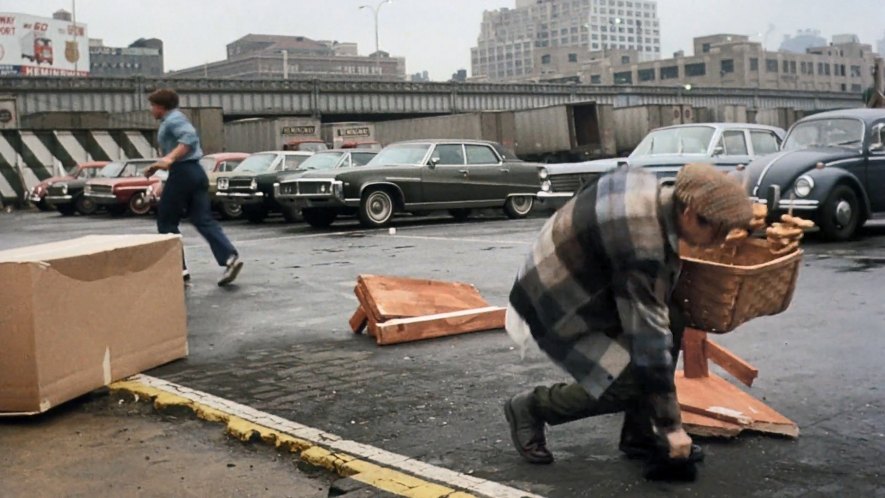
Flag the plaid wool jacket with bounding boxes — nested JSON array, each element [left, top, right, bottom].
[[508, 166, 683, 429]]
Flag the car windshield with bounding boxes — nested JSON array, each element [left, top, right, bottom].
[[367, 144, 431, 166], [782, 119, 865, 150], [76, 167, 101, 179], [99, 162, 125, 178], [300, 152, 344, 170], [234, 153, 277, 173], [630, 126, 716, 156]]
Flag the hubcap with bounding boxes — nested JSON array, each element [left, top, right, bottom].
[[368, 193, 391, 221], [834, 199, 853, 227], [510, 196, 532, 214]]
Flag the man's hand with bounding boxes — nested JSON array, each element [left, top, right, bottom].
[[144, 158, 172, 178], [665, 427, 693, 460]]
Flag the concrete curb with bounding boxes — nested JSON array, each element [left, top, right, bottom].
[[110, 374, 543, 498]]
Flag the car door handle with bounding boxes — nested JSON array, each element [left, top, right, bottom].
[[499, 168, 510, 173], [458, 169, 469, 175]]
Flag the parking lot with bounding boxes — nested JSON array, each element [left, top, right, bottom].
[[2, 208, 884, 497]]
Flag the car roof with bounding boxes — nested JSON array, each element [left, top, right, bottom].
[[390, 139, 502, 146], [253, 150, 313, 155], [204, 152, 250, 161], [316, 149, 376, 154], [78, 161, 110, 168], [795, 108, 885, 126], [653, 122, 785, 133]]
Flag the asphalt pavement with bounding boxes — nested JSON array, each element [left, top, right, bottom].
[[1, 208, 883, 497]]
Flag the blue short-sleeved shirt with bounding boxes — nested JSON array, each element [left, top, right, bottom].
[[157, 109, 203, 162]]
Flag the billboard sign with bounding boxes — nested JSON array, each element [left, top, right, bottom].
[[0, 13, 89, 77]]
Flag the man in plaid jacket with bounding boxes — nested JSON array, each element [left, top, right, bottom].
[[504, 163, 752, 477]]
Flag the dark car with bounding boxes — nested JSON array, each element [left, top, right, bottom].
[[744, 108, 885, 241], [275, 140, 541, 228], [45, 158, 155, 216], [215, 151, 313, 223], [28, 161, 109, 212], [538, 123, 785, 208]]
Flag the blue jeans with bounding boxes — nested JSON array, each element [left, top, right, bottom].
[[157, 160, 237, 267]]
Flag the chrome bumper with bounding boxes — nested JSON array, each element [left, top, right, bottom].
[[536, 191, 573, 200], [45, 195, 72, 203], [749, 197, 820, 211], [216, 191, 264, 204]]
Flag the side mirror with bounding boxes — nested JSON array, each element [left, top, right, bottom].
[[712, 145, 725, 156], [428, 157, 440, 168]]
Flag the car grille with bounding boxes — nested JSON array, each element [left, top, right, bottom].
[[229, 177, 254, 190], [295, 181, 333, 196], [90, 184, 113, 195], [549, 173, 600, 193], [48, 185, 67, 196]]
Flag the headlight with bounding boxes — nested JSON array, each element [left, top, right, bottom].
[[84, 185, 92, 195], [250, 179, 257, 190], [319, 183, 328, 193], [539, 167, 549, 180], [541, 180, 551, 192], [794, 175, 814, 198], [332, 182, 344, 198], [60, 184, 68, 194], [218, 178, 228, 190]]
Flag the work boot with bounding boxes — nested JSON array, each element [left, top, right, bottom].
[[618, 411, 705, 462], [503, 391, 554, 464], [218, 254, 243, 287]]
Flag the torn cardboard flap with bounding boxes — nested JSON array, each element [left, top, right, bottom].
[[0, 234, 188, 415]]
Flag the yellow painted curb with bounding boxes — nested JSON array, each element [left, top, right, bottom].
[[109, 379, 478, 498]]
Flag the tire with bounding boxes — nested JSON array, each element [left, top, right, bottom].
[[358, 189, 396, 228], [243, 205, 267, 224], [281, 205, 300, 223], [35, 198, 53, 212], [818, 185, 860, 242], [128, 193, 151, 216], [74, 195, 97, 215], [219, 201, 243, 220], [503, 195, 534, 219], [57, 204, 76, 216], [449, 208, 472, 221], [302, 208, 337, 228]]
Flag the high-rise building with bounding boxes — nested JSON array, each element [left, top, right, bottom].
[[779, 29, 827, 54], [89, 38, 164, 77], [470, 0, 660, 82]]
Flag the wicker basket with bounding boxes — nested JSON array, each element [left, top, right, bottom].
[[673, 238, 803, 334]]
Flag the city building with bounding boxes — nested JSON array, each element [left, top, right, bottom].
[[779, 29, 826, 54], [878, 32, 885, 60], [89, 38, 164, 77], [410, 70, 430, 82], [451, 69, 467, 82], [169, 34, 405, 80], [470, 0, 660, 82], [580, 33, 878, 94]]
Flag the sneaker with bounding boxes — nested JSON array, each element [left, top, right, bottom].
[[217, 254, 243, 287]]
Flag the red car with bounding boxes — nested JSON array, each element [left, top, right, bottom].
[[83, 159, 162, 215], [29, 161, 109, 211]]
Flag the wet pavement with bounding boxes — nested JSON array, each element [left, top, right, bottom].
[[1, 209, 884, 497]]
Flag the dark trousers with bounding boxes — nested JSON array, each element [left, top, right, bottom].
[[157, 160, 237, 267], [531, 303, 686, 430]]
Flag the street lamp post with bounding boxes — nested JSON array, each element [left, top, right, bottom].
[[359, 0, 393, 77]]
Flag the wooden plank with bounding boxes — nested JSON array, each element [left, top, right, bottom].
[[366, 317, 379, 338], [676, 371, 799, 438], [679, 402, 753, 426], [375, 307, 505, 346], [349, 306, 367, 334], [681, 411, 742, 438], [357, 274, 490, 321], [354, 283, 385, 324], [682, 328, 709, 378], [705, 338, 759, 387]]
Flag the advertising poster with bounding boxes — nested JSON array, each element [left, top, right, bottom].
[[0, 13, 89, 77]]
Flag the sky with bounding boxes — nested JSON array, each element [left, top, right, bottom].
[[4, 0, 884, 80]]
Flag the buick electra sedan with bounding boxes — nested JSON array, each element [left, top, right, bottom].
[[538, 123, 785, 207], [744, 108, 885, 241], [275, 140, 541, 228]]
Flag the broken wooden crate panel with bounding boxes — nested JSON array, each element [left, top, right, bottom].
[[375, 307, 506, 346]]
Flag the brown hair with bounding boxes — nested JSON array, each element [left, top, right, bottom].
[[147, 88, 179, 110]]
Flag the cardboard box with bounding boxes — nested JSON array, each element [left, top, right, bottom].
[[0, 234, 188, 415]]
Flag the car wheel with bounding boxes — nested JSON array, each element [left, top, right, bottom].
[[243, 206, 267, 224], [359, 189, 396, 228], [128, 193, 151, 216], [302, 208, 337, 228], [504, 195, 534, 219], [57, 204, 76, 216], [35, 198, 53, 212], [219, 202, 243, 220], [74, 195, 97, 215], [818, 185, 860, 241], [281, 205, 300, 223], [449, 208, 471, 221]]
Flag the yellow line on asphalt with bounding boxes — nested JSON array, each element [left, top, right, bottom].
[[110, 376, 539, 498]]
